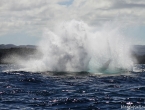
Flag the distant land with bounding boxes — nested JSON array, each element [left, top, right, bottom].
[[0, 44, 36, 49], [0, 44, 145, 64], [0, 44, 39, 64], [132, 45, 145, 64], [132, 45, 145, 56]]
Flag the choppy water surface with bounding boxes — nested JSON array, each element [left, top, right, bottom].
[[0, 65, 145, 110]]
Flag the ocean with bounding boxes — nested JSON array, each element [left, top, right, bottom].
[[0, 20, 144, 110], [0, 64, 145, 110]]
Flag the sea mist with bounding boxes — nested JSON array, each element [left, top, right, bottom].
[[16, 20, 135, 73]]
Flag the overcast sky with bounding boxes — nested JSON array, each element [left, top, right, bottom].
[[0, 0, 145, 45]]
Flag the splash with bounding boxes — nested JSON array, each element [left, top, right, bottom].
[[16, 20, 135, 73]]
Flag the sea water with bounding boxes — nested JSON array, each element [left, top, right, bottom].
[[0, 64, 145, 110], [1, 20, 144, 109]]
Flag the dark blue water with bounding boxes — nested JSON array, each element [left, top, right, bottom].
[[0, 65, 145, 110]]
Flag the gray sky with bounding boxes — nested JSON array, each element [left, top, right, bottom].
[[0, 0, 145, 45]]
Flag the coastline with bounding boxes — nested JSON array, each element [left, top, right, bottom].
[[0, 44, 145, 64]]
